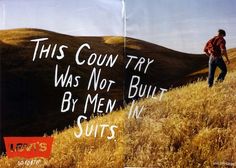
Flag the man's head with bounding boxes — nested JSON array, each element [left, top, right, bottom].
[[218, 29, 226, 37]]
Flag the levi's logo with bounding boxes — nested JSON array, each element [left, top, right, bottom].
[[4, 137, 53, 158]]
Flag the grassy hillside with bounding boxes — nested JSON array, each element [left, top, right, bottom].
[[1, 70, 235, 168], [0, 28, 209, 149]]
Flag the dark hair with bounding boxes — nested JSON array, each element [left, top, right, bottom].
[[218, 29, 226, 36]]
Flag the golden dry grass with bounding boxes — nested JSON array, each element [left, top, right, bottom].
[[1, 70, 236, 168], [103, 36, 142, 50], [125, 71, 236, 167], [103, 36, 124, 45]]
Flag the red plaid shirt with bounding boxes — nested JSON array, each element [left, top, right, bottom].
[[204, 36, 226, 57]]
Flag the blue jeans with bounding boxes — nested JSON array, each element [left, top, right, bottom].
[[208, 56, 227, 87]]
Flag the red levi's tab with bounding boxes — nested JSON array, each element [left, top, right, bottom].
[[4, 137, 53, 158]]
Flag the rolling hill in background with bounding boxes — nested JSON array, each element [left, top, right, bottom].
[[0, 28, 235, 153]]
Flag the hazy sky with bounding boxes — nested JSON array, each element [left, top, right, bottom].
[[0, 0, 124, 36], [126, 0, 236, 53], [0, 0, 235, 53]]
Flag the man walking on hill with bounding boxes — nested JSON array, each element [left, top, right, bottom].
[[204, 29, 230, 87]]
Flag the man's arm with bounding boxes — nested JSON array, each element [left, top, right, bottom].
[[222, 49, 230, 64], [221, 39, 230, 64]]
